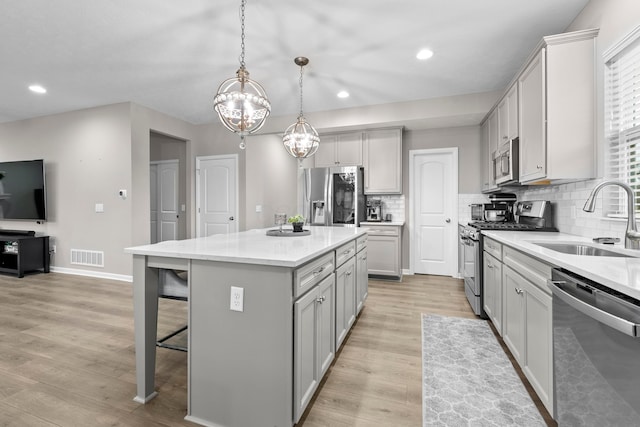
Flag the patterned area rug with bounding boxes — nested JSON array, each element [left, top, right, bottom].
[[422, 314, 546, 427]]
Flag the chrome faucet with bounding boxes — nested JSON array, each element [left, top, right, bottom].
[[583, 180, 640, 249]]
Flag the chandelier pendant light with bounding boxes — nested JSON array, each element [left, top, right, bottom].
[[283, 57, 320, 160], [213, 0, 271, 149]]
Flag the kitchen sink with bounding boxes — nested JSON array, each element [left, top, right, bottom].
[[531, 242, 635, 258]]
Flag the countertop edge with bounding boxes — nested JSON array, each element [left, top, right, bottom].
[[481, 230, 640, 300], [125, 227, 367, 268]]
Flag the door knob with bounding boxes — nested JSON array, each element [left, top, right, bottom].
[[445, 218, 451, 223], [229, 216, 235, 221]]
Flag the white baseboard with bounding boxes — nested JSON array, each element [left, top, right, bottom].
[[402, 269, 413, 276], [50, 266, 132, 282]]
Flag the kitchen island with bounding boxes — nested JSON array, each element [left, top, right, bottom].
[[125, 226, 368, 427]]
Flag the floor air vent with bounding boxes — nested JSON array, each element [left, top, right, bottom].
[[70, 249, 104, 267]]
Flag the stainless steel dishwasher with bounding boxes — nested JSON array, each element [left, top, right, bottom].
[[550, 269, 640, 426]]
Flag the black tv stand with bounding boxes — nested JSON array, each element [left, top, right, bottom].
[[0, 229, 36, 236], [0, 234, 49, 277]]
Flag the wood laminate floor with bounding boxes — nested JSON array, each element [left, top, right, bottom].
[[0, 272, 554, 426]]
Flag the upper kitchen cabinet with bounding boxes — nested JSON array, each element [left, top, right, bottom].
[[498, 84, 519, 143], [518, 29, 598, 184], [481, 110, 499, 193], [314, 132, 363, 168], [363, 127, 403, 194]]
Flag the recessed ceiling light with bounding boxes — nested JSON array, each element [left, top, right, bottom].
[[416, 49, 434, 60], [337, 91, 349, 99], [28, 84, 47, 94]]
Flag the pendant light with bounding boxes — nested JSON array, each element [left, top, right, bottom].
[[213, 0, 271, 149], [282, 57, 320, 159]]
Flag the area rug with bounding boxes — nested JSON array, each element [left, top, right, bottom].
[[422, 314, 546, 427]]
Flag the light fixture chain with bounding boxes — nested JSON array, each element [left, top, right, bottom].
[[239, 0, 246, 68], [299, 65, 304, 117]]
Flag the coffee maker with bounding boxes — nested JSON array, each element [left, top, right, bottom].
[[366, 199, 383, 222]]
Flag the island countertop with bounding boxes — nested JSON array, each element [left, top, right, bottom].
[[125, 226, 367, 268]]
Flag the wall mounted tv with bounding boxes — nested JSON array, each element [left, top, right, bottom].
[[0, 159, 47, 221]]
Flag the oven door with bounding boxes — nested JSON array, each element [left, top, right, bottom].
[[462, 235, 482, 315]]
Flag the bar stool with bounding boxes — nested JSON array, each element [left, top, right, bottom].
[[156, 269, 188, 352]]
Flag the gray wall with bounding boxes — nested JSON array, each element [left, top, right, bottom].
[[0, 103, 133, 278]]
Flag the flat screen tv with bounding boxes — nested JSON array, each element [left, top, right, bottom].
[[0, 159, 47, 221]]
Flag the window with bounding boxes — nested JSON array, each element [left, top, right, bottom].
[[605, 27, 640, 217]]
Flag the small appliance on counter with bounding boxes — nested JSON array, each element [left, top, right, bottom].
[[470, 204, 484, 221], [366, 199, 383, 222], [483, 193, 517, 223]]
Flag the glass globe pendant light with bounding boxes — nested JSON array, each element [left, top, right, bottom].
[[213, 0, 271, 149], [283, 57, 320, 160]]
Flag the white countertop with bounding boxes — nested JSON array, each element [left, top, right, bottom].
[[361, 221, 405, 226], [125, 226, 367, 268], [482, 230, 640, 300]]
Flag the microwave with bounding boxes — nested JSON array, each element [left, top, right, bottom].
[[493, 137, 519, 185]]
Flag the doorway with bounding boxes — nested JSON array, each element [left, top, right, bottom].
[[409, 148, 458, 276], [149, 132, 187, 243], [196, 154, 238, 237], [150, 160, 179, 243]]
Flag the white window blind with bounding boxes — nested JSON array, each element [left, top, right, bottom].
[[605, 31, 640, 217]]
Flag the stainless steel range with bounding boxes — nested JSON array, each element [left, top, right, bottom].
[[459, 200, 557, 318]]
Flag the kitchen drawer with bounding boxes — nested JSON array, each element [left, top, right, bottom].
[[335, 241, 356, 268], [365, 225, 400, 237], [356, 235, 368, 252], [503, 245, 552, 295], [483, 237, 502, 260], [293, 252, 335, 298]]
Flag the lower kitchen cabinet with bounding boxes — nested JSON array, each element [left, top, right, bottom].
[[356, 246, 368, 314], [365, 224, 402, 279], [293, 274, 335, 422], [483, 251, 503, 335], [335, 256, 357, 350], [502, 246, 553, 417]]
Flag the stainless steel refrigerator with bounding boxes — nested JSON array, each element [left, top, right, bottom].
[[302, 166, 365, 227]]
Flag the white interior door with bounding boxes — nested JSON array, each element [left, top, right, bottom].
[[150, 164, 158, 243], [150, 160, 179, 243], [410, 148, 458, 276], [196, 155, 238, 237]]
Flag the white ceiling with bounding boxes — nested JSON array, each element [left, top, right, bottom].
[[0, 0, 590, 125]]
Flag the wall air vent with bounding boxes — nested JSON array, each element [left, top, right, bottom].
[[70, 249, 104, 267]]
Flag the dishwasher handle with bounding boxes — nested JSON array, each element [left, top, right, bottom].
[[549, 279, 640, 338]]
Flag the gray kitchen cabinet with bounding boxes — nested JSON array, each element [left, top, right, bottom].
[[498, 83, 519, 143], [481, 109, 499, 193], [502, 245, 553, 416], [365, 224, 402, 279], [518, 50, 546, 183], [356, 245, 368, 314], [314, 132, 363, 167], [363, 127, 402, 194], [293, 274, 335, 422], [518, 29, 598, 184], [482, 237, 503, 335], [335, 256, 357, 350]]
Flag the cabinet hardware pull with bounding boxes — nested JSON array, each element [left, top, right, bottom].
[[313, 266, 325, 276], [487, 263, 493, 269], [346, 270, 352, 276], [316, 296, 326, 303], [515, 288, 523, 295]]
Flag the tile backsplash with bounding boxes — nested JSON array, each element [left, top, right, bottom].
[[459, 179, 632, 242]]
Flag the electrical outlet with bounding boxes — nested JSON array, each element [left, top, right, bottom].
[[230, 286, 244, 312]]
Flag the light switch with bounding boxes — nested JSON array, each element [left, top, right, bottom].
[[256, 205, 262, 213], [95, 203, 104, 213]]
